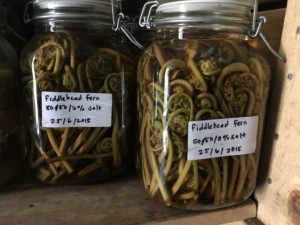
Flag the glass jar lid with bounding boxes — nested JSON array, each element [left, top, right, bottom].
[[155, 0, 252, 32], [30, 0, 116, 26]]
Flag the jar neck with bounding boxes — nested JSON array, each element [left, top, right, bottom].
[[34, 21, 113, 35], [155, 27, 249, 42]]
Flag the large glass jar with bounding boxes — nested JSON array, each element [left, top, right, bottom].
[[137, 0, 270, 210], [20, 0, 135, 184], [0, 6, 24, 185]]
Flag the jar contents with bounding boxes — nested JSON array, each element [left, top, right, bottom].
[[21, 31, 135, 183], [137, 39, 269, 208]]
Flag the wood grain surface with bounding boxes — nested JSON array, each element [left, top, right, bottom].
[[255, 1, 300, 225]]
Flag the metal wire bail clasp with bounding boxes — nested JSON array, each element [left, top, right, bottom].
[[110, 0, 144, 49], [249, 0, 286, 62], [139, 1, 158, 29], [23, 0, 34, 24]]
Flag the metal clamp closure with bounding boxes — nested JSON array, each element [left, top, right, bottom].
[[250, 0, 286, 62], [23, 0, 34, 24], [138, 1, 158, 29], [112, 12, 124, 31], [111, 0, 144, 50]]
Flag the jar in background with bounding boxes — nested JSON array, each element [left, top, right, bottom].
[[0, 6, 24, 185], [20, 0, 135, 184], [137, 0, 270, 210], [0, 1, 27, 55]]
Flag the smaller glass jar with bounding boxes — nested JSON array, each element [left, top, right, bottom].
[[137, 0, 271, 210], [21, 0, 135, 184], [0, 6, 25, 185]]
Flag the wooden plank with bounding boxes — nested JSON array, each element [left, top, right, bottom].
[[254, 1, 300, 225], [0, 175, 256, 225]]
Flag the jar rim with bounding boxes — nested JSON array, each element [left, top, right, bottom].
[[157, 0, 252, 12], [31, 0, 116, 26], [32, 0, 114, 10], [154, 0, 252, 32]]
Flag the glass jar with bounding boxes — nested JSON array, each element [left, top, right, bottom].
[[20, 0, 135, 184], [0, 6, 24, 185], [137, 0, 270, 210]]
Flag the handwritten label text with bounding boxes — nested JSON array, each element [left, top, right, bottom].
[[188, 116, 258, 160], [42, 92, 112, 128]]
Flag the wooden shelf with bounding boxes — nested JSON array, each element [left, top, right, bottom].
[[0, 174, 256, 225]]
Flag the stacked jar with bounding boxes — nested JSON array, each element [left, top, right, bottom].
[[0, 5, 24, 185], [20, 0, 135, 184], [137, 0, 270, 210]]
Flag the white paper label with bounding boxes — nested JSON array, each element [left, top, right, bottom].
[[41, 92, 112, 128], [187, 116, 259, 160]]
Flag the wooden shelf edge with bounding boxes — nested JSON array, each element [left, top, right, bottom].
[[0, 175, 256, 225]]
